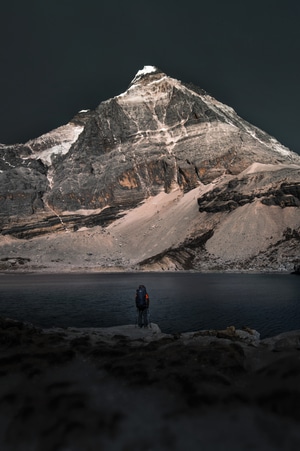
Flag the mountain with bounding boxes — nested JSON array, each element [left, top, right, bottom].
[[0, 65, 300, 272]]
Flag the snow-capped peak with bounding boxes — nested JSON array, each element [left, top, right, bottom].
[[136, 65, 157, 77], [131, 65, 159, 84]]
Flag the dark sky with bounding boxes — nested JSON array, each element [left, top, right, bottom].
[[1, 0, 300, 155]]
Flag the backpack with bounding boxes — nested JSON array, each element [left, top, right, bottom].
[[136, 285, 147, 309]]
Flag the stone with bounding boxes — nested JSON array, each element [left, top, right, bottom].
[[1, 316, 300, 449]]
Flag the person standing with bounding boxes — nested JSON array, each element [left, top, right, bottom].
[[135, 285, 150, 328]]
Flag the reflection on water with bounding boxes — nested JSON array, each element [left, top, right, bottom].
[[0, 272, 299, 338]]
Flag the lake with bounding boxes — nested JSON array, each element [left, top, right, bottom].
[[0, 272, 299, 338]]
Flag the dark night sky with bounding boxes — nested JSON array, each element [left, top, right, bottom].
[[1, 0, 299, 155]]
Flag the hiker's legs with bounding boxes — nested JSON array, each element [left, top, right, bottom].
[[138, 308, 149, 327], [138, 309, 143, 327], [143, 308, 148, 327]]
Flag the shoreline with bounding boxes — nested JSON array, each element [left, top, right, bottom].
[[0, 266, 297, 275]]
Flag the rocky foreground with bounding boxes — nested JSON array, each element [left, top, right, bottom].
[[0, 317, 300, 450]]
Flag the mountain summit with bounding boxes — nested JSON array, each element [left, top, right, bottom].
[[129, 65, 162, 84], [0, 67, 299, 272]]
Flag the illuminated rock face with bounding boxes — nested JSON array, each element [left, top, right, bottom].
[[0, 66, 299, 271], [44, 67, 299, 211]]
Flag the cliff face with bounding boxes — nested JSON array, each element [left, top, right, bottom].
[[0, 66, 299, 271]]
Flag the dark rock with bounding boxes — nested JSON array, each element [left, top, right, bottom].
[[139, 230, 214, 270], [0, 316, 300, 448], [198, 174, 300, 213], [292, 263, 300, 275]]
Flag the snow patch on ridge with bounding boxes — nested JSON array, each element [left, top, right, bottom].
[[131, 65, 158, 84], [33, 141, 77, 166], [136, 65, 157, 76], [26, 124, 84, 166]]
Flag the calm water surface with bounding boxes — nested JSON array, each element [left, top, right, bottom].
[[0, 272, 299, 338]]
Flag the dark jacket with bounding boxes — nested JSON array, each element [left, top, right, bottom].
[[135, 286, 150, 310]]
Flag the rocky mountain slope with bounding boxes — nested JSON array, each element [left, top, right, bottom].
[[0, 66, 299, 272]]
